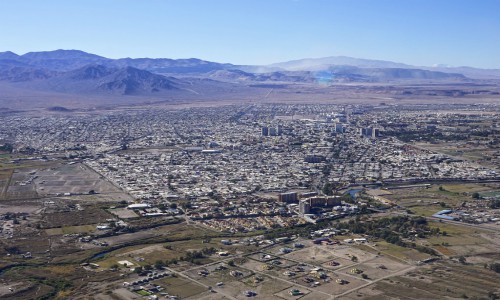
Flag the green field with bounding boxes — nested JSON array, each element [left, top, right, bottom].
[[428, 233, 487, 247], [386, 183, 499, 217], [94, 237, 229, 269], [440, 183, 498, 194], [373, 241, 431, 262], [409, 205, 445, 216], [428, 221, 484, 235], [427, 222, 488, 246], [136, 290, 152, 296]]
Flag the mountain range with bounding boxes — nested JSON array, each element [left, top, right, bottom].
[[0, 49, 499, 101]]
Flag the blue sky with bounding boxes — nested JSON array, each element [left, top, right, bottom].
[[1, 0, 499, 68]]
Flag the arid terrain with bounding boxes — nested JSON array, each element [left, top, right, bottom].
[[0, 50, 500, 300]]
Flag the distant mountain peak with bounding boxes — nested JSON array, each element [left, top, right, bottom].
[[21, 49, 107, 60], [0, 51, 20, 60], [98, 66, 178, 95], [268, 56, 413, 71], [65, 64, 113, 80]]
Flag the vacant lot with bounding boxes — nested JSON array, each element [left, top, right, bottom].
[[427, 221, 497, 256], [42, 206, 113, 228], [385, 185, 468, 208], [108, 207, 138, 219], [283, 245, 346, 264], [219, 275, 291, 300], [35, 163, 127, 197], [295, 271, 366, 295], [344, 256, 409, 281], [371, 241, 431, 262], [3, 169, 38, 200], [349, 262, 500, 300], [45, 224, 97, 236], [155, 276, 207, 299]]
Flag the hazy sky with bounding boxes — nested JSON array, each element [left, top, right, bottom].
[[1, 0, 499, 68]]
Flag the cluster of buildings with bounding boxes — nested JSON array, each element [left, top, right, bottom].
[[433, 206, 500, 224], [277, 191, 344, 215], [261, 124, 283, 136], [359, 127, 380, 139], [0, 103, 498, 232], [298, 196, 342, 215]]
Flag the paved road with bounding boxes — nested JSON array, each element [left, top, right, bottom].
[[335, 265, 416, 298]]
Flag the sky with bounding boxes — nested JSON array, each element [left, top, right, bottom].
[[1, 0, 499, 68]]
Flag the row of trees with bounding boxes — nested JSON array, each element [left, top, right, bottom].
[[117, 247, 220, 273], [0, 143, 13, 153], [183, 247, 217, 262], [336, 216, 438, 255]]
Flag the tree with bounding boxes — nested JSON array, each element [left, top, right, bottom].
[[472, 192, 481, 199], [322, 183, 334, 196], [155, 260, 165, 269], [0, 143, 13, 153], [4, 246, 20, 254], [134, 266, 143, 274], [458, 256, 467, 264]]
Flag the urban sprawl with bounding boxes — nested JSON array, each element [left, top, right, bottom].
[[1, 103, 499, 233]]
